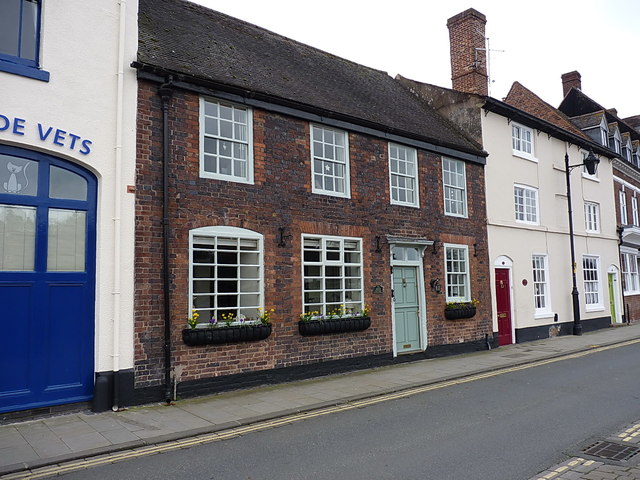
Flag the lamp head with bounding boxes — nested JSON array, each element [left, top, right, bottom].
[[584, 149, 600, 175]]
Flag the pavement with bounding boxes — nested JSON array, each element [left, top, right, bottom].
[[2, 323, 640, 480]]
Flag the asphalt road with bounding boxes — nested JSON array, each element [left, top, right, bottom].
[[57, 343, 640, 480]]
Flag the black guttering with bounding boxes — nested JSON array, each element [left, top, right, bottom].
[[158, 78, 175, 404], [484, 97, 615, 159], [132, 62, 487, 165]]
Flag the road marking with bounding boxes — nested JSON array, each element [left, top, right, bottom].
[[6, 338, 639, 480]]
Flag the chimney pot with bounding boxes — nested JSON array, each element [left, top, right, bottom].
[[561, 71, 581, 98]]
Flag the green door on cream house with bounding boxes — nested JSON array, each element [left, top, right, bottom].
[[393, 266, 421, 353]]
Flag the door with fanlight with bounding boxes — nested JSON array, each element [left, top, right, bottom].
[[0, 146, 96, 413], [495, 268, 513, 345]]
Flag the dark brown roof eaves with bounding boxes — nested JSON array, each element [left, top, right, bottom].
[[137, 0, 482, 157]]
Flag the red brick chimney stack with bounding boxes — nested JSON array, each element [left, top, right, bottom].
[[561, 71, 581, 98], [447, 8, 488, 96]]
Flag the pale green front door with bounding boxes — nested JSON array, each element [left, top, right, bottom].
[[608, 273, 618, 323], [393, 266, 421, 353]]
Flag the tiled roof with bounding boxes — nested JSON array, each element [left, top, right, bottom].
[[503, 82, 590, 140], [137, 0, 481, 155]]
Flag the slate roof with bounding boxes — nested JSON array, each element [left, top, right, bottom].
[[569, 112, 605, 131], [137, 0, 482, 156], [503, 82, 590, 140]]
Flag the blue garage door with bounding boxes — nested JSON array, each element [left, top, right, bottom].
[[0, 146, 96, 413]]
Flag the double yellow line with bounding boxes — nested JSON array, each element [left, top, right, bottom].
[[6, 339, 639, 480]]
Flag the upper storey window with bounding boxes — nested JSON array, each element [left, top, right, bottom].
[[389, 143, 419, 207], [622, 136, 632, 162], [442, 158, 467, 217], [311, 125, 350, 198], [511, 123, 534, 159], [200, 98, 254, 184], [0, 0, 49, 81], [609, 126, 621, 154]]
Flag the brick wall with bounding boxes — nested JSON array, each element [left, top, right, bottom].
[[134, 80, 492, 390], [613, 172, 640, 323]]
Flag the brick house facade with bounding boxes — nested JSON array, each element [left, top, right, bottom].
[[131, 0, 492, 403]]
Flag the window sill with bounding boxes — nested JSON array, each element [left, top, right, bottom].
[[515, 220, 540, 226], [444, 212, 468, 219], [391, 201, 420, 209], [311, 188, 351, 199], [582, 173, 600, 182], [512, 151, 537, 163], [199, 170, 254, 185], [0, 60, 50, 82], [534, 312, 555, 320], [585, 305, 605, 313]]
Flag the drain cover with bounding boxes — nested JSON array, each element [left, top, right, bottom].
[[582, 441, 640, 461]]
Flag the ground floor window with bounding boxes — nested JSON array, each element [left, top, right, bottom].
[[445, 244, 469, 302], [532, 254, 551, 315], [190, 226, 263, 323], [622, 252, 640, 294], [582, 255, 601, 308], [302, 235, 363, 316]]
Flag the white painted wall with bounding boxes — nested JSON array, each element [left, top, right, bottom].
[[0, 1, 138, 372], [483, 111, 620, 338]]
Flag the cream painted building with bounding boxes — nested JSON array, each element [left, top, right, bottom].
[[482, 96, 621, 344], [0, 0, 138, 414]]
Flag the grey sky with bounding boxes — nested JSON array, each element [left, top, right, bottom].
[[193, 0, 640, 119]]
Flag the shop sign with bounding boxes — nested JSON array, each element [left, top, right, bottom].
[[0, 114, 93, 155]]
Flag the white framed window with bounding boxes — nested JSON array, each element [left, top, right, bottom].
[[445, 244, 470, 302], [512, 123, 534, 158], [532, 254, 551, 315], [311, 125, 350, 198], [599, 118, 609, 147], [389, 143, 419, 207], [633, 196, 639, 226], [609, 128, 621, 154], [302, 235, 363, 315], [189, 226, 263, 324], [631, 147, 640, 168], [584, 202, 600, 233], [514, 185, 539, 225], [442, 157, 467, 217], [200, 97, 254, 183], [622, 137, 632, 162], [622, 252, 640, 294], [582, 255, 602, 309], [620, 190, 628, 224]]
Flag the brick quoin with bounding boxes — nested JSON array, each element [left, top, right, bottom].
[[134, 80, 492, 392]]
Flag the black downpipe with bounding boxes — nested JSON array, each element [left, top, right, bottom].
[[158, 78, 174, 404]]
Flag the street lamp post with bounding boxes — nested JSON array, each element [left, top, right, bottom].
[[564, 149, 599, 336]]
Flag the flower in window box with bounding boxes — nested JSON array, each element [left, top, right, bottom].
[[187, 309, 200, 329]]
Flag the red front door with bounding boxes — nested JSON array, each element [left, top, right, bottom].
[[495, 268, 513, 345]]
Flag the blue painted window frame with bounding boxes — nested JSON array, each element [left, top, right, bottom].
[[0, 0, 50, 82]]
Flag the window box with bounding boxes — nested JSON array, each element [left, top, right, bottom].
[[444, 303, 477, 320], [182, 324, 272, 346], [298, 316, 371, 336]]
